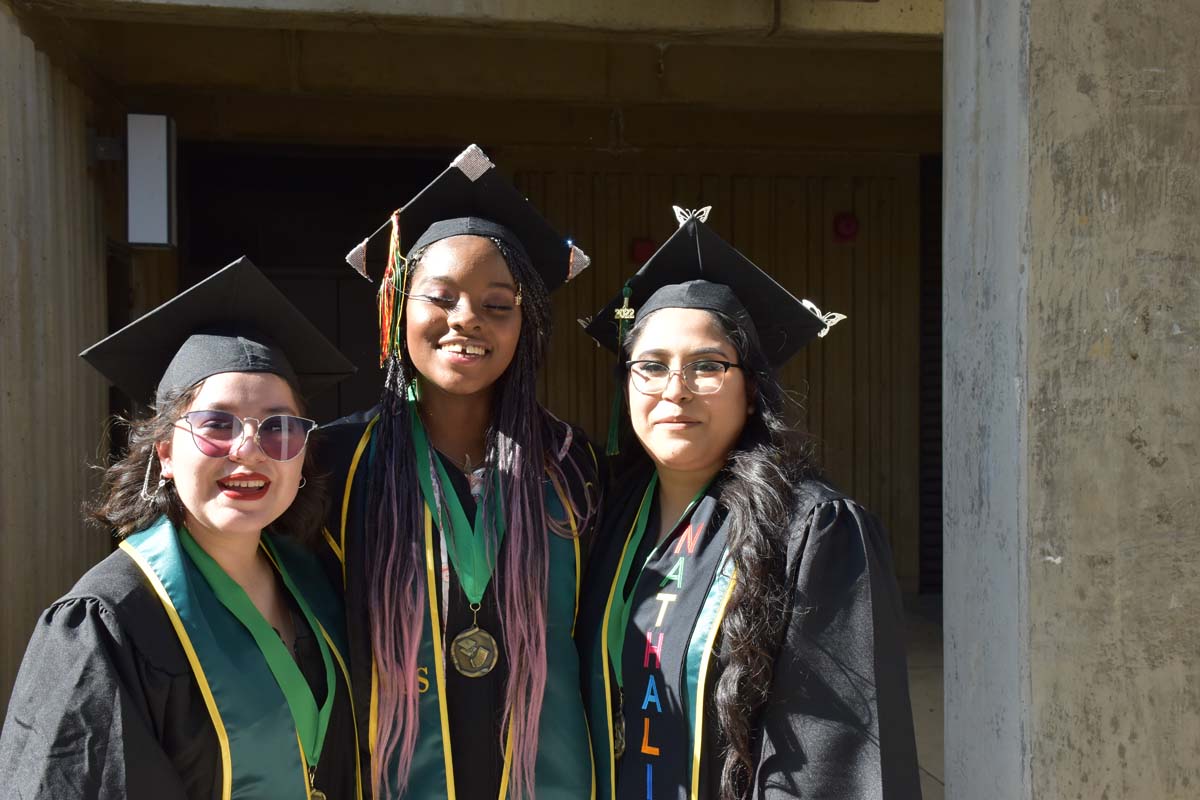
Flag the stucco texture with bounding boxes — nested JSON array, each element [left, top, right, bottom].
[[946, 0, 1200, 797], [1026, 0, 1200, 797]]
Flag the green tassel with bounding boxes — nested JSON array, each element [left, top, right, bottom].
[[606, 284, 634, 456], [605, 379, 624, 456]]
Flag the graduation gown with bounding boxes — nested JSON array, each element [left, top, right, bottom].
[[316, 408, 600, 800], [0, 520, 360, 800], [578, 465, 922, 800]]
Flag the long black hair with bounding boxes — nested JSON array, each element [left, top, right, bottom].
[[622, 307, 816, 800]]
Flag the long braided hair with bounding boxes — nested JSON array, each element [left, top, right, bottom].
[[364, 236, 597, 799], [623, 308, 816, 800]]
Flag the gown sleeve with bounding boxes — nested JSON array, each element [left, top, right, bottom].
[[0, 595, 198, 800], [751, 495, 923, 800], [311, 408, 377, 584]]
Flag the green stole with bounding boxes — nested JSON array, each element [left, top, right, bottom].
[[587, 477, 737, 800], [120, 516, 351, 800], [361, 425, 594, 799]]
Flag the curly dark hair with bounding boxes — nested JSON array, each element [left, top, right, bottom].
[[621, 307, 816, 800], [87, 378, 328, 544]]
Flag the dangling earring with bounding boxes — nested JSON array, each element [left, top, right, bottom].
[[298, 476, 307, 489], [139, 453, 170, 502], [514, 284, 523, 307]]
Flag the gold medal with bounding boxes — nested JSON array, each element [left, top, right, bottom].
[[450, 624, 499, 677], [308, 765, 327, 800]]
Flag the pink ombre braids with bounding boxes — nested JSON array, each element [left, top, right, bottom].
[[362, 239, 595, 799]]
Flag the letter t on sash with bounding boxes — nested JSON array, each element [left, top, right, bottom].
[[644, 631, 663, 668], [653, 593, 678, 627]]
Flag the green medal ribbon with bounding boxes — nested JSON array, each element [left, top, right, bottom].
[[606, 472, 709, 688], [408, 398, 506, 606], [178, 528, 336, 769]]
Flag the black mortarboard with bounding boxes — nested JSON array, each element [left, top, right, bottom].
[[344, 144, 590, 292], [583, 206, 845, 367], [80, 257, 356, 407]]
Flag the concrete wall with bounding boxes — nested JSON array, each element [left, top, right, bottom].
[[0, 0, 110, 711], [1026, 0, 1200, 795], [942, 0, 1030, 793], [38, 0, 942, 41], [945, 0, 1200, 797]]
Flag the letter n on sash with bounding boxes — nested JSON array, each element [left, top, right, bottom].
[[673, 520, 705, 555]]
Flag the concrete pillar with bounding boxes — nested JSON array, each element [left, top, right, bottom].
[[945, 1, 1200, 798]]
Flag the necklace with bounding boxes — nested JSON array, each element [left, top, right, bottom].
[[411, 396, 505, 678]]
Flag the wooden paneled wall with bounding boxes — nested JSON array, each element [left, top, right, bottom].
[[0, 3, 108, 710], [511, 151, 921, 589]]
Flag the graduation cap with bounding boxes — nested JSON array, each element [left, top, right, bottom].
[[583, 206, 845, 366], [582, 206, 845, 453], [345, 145, 590, 363], [81, 256, 356, 407]]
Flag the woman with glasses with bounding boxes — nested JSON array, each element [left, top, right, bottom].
[[577, 209, 922, 799], [318, 145, 600, 799], [0, 258, 363, 800]]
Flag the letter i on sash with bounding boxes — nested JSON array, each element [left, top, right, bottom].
[[646, 763, 654, 800]]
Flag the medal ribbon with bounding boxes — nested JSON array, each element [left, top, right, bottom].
[[606, 472, 709, 688], [177, 528, 336, 769], [408, 397, 506, 606]]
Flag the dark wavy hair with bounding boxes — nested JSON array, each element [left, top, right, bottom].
[[364, 237, 598, 799], [87, 378, 328, 543], [622, 307, 816, 800]]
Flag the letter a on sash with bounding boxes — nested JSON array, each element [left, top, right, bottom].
[[661, 557, 686, 589], [641, 674, 662, 713]]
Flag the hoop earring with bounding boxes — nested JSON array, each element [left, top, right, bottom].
[[139, 453, 170, 502], [298, 476, 307, 489]]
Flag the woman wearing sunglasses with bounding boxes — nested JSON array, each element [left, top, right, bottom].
[[319, 145, 600, 799], [0, 258, 363, 799], [578, 209, 922, 799]]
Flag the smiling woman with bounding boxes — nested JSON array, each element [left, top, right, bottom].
[[319, 145, 601, 800], [0, 258, 364, 800], [404, 235, 524, 407], [578, 209, 921, 800]]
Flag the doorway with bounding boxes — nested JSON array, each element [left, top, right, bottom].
[[178, 142, 456, 422]]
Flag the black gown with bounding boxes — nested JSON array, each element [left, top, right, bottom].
[[315, 408, 600, 800], [578, 463, 922, 799], [0, 546, 359, 800]]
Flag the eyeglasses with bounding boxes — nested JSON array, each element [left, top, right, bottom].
[[177, 410, 318, 462], [626, 359, 742, 396]]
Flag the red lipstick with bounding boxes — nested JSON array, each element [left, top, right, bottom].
[[217, 472, 271, 501]]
